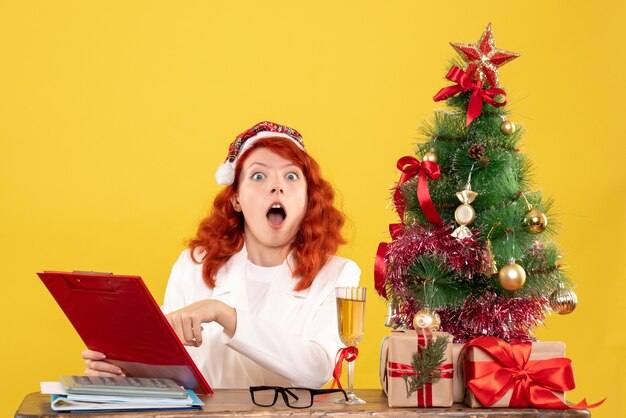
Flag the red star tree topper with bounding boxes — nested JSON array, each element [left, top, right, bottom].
[[450, 23, 520, 87]]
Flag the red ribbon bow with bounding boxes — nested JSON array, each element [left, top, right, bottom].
[[330, 346, 358, 391], [374, 224, 403, 299], [313, 346, 358, 403], [375, 242, 389, 299], [433, 66, 508, 126], [463, 336, 605, 410], [394, 156, 443, 227]]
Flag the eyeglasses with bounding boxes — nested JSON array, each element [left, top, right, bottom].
[[249, 386, 348, 408]]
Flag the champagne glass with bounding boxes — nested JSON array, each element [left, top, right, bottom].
[[335, 287, 366, 404]]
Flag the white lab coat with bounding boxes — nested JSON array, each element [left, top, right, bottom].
[[161, 245, 361, 389]]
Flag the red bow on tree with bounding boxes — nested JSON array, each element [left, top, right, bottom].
[[433, 66, 507, 126], [394, 156, 443, 227], [374, 224, 404, 299]]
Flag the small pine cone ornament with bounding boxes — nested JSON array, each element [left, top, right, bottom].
[[468, 144, 485, 160]]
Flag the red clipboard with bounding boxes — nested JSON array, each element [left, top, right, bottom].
[[38, 271, 213, 395]]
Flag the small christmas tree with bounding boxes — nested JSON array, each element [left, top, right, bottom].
[[376, 24, 578, 342]]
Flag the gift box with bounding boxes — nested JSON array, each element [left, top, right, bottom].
[[379, 336, 390, 391], [451, 343, 465, 403], [463, 336, 570, 408], [380, 330, 454, 407]]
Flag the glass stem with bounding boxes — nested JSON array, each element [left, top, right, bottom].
[[347, 358, 355, 396]]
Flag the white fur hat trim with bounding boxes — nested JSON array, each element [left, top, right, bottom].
[[214, 161, 236, 186]]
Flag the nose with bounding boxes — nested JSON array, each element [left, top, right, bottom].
[[269, 175, 285, 194]]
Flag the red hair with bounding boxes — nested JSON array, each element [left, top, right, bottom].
[[189, 137, 346, 291]]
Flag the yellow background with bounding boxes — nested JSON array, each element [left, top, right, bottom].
[[1, 1, 624, 416]]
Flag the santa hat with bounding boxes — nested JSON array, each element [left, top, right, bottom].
[[214, 121, 306, 185]]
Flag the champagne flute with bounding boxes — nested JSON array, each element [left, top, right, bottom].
[[335, 287, 366, 404]]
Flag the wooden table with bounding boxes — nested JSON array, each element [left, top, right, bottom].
[[15, 389, 591, 417]]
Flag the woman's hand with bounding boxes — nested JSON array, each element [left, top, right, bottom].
[[165, 299, 237, 346], [82, 349, 125, 377]]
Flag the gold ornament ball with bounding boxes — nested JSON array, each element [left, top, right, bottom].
[[498, 262, 526, 291], [423, 149, 438, 163], [413, 309, 441, 331], [524, 208, 548, 233], [500, 120, 516, 136], [550, 288, 578, 315]]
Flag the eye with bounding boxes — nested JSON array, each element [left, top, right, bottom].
[[251, 172, 266, 181], [285, 172, 299, 181]]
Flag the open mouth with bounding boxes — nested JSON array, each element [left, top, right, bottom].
[[266, 203, 287, 227]]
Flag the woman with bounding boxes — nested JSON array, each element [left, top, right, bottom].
[[82, 121, 361, 388]]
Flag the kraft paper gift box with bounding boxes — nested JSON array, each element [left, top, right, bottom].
[[463, 336, 568, 408], [451, 343, 465, 403], [380, 330, 454, 407], [379, 336, 390, 391]]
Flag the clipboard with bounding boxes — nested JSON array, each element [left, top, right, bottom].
[[38, 271, 213, 395]]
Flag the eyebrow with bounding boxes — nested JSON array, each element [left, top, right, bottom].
[[247, 162, 299, 169]]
